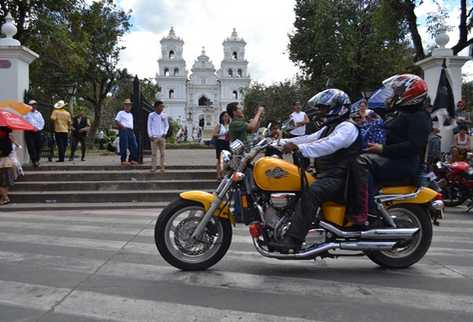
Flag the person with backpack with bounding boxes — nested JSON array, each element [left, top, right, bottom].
[[147, 100, 169, 173]]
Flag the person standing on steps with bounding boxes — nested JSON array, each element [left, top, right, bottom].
[[50, 100, 71, 162], [288, 101, 310, 167], [23, 100, 45, 167], [70, 110, 91, 161], [115, 99, 138, 166], [147, 100, 169, 173]]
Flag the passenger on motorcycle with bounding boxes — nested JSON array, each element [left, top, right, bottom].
[[270, 88, 363, 253], [360, 74, 432, 210]]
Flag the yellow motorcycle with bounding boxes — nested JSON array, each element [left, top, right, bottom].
[[155, 130, 444, 270]]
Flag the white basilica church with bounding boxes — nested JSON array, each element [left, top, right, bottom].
[[156, 27, 251, 131]]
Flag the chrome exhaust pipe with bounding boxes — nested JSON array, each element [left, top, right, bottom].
[[340, 241, 397, 251], [252, 239, 397, 259], [252, 238, 339, 259], [360, 228, 419, 240], [319, 221, 419, 240]]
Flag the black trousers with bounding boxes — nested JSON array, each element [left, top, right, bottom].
[[24, 131, 43, 163], [287, 176, 345, 242], [70, 135, 87, 160], [359, 154, 419, 210], [55, 132, 68, 162]]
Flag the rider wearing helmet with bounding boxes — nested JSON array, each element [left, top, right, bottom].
[[362, 74, 432, 209], [270, 88, 363, 253]]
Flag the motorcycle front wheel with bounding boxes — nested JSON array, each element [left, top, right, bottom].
[[442, 185, 466, 207], [155, 199, 232, 271], [366, 204, 432, 268]]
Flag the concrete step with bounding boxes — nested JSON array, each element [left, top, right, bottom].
[[18, 169, 216, 182], [12, 179, 217, 192], [8, 189, 201, 203], [22, 164, 215, 171], [0, 202, 168, 212]]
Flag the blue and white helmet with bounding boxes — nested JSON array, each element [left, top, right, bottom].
[[306, 89, 351, 123]]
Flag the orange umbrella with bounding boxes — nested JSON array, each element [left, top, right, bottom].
[[0, 110, 36, 131], [0, 100, 33, 115]]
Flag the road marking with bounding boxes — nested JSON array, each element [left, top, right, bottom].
[[0, 280, 316, 322]]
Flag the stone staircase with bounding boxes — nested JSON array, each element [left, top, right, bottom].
[[5, 164, 217, 211]]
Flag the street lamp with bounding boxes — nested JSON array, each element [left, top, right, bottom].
[[67, 84, 77, 115]]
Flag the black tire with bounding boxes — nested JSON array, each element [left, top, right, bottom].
[[443, 186, 466, 207], [155, 198, 232, 271], [366, 204, 432, 269]]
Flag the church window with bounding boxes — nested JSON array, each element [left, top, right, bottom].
[[232, 90, 238, 100], [174, 68, 179, 76], [237, 69, 243, 77], [164, 68, 170, 77], [228, 69, 233, 77], [232, 51, 238, 60], [169, 50, 175, 59], [201, 78, 206, 84], [169, 89, 175, 99]]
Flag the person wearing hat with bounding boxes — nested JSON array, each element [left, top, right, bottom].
[[50, 100, 72, 162], [115, 99, 138, 165], [23, 100, 45, 167]]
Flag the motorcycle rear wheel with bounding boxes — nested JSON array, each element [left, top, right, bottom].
[[366, 204, 432, 269], [155, 199, 232, 271]]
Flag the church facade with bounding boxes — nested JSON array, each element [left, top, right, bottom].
[[156, 27, 251, 132]]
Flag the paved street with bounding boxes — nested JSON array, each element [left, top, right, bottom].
[[0, 207, 472, 322]]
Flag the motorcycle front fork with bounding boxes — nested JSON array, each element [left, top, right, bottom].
[[190, 177, 233, 239]]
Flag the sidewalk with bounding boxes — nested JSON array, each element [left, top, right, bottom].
[[33, 149, 216, 167]]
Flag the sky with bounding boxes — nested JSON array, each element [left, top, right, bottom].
[[110, 0, 473, 84], [116, 0, 298, 85]]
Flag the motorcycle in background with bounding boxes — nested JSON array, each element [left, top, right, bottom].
[[434, 160, 473, 209]]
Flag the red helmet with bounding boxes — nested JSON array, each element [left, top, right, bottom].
[[383, 74, 428, 109]]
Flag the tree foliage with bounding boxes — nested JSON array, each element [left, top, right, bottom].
[[243, 81, 306, 124], [288, 0, 414, 99], [386, 0, 473, 60], [0, 0, 131, 137]]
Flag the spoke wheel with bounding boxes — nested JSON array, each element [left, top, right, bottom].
[[366, 204, 432, 269], [155, 199, 232, 271]]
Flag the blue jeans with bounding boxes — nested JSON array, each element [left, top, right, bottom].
[[119, 128, 138, 162]]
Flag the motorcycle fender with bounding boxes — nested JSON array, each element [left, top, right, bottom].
[[389, 187, 438, 205], [179, 191, 235, 224]]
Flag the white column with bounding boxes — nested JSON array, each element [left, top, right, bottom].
[[415, 29, 472, 152], [0, 13, 39, 163]]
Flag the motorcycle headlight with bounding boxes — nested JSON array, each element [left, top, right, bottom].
[[230, 139, 245, 155]]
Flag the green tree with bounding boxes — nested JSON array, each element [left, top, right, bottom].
[[386, 0, 473, 60], [243, 81, 306, 124], [288, 0, 414, 99], [73, 0, 131, 137]]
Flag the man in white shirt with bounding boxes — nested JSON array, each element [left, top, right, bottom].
[[115, 99, 138, 166], [147, 100, 169, 173], [289, 101, 310, 167], [23, 100, 45, 167], [289, 101, 310, 137]]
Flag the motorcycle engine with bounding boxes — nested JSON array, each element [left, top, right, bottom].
[[263, 193, 295, 239]]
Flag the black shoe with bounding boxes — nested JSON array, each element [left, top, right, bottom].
[[268, 235, 302, 254], [81, 158, 85, 161]]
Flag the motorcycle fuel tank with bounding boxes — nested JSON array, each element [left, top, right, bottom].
[[253, 157, 314, 192]]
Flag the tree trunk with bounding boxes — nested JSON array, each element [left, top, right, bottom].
[[403, 1, 425, 61], [88, 103, 102, 141]]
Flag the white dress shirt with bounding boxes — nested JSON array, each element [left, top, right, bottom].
[[147, 111, 169, 138], [289, 111, 308, 136], [115, 110, 134, 129], [24, 110, 45, 131], [284, 121, 358, 158]]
